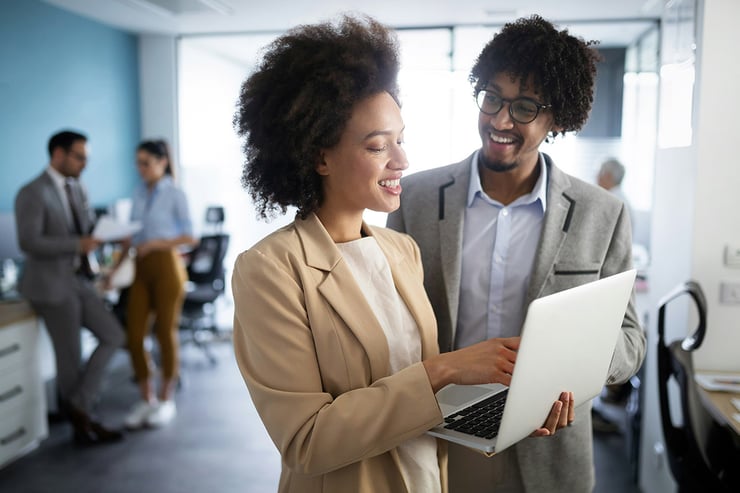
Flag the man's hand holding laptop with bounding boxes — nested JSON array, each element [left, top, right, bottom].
[[425, 271, 636, 456], [423, 336, 575, 436]]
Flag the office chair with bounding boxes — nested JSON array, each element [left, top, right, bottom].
[[179, 207, 230, 365], [657, 281, 740, 492]]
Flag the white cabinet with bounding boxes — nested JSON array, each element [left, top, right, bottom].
[[0, 303, 47, 469]]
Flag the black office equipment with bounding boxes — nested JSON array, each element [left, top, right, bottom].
[[657, 281, 740, 492], [179, 206, 230, 365]]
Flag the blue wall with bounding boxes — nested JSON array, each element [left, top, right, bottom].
[[0, 0, 140, 212]]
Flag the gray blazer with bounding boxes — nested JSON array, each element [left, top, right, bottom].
[[387, 152, 646, 492], [15, 171, 94, 304]]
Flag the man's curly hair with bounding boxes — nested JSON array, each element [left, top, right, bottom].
[[469, 15, 601, 137], [233, 14, 400, 220]]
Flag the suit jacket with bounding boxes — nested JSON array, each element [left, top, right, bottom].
[[15, 171, 95, 304], [387, 152, 646, 492], [231, 212, 447, 493]]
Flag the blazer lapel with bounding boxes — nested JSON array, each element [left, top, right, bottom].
[[39, 173, 75, 234], [527, 154, 574, 303], [437, 156, 471, 341], [298, 214, 391, 382]]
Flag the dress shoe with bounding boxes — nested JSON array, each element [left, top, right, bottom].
[[88, 420, 124, 442], [68, 406, 124, 445]]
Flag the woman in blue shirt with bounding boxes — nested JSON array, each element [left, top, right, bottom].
[[123, 139, 196, 429]]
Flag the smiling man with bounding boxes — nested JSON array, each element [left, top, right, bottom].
[[387, 15, 646, 493]]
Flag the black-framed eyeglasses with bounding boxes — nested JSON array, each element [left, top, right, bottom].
[[475, 90, 551, 124]]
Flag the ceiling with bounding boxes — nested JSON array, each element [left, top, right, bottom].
[[44, 0, 664, 46]]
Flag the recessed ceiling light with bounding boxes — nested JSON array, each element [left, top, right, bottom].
[[484, 9, 518, 18]]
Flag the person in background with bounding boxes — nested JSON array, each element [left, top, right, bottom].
[[597, 157, 634, 230], [387, 15, 646, 493], [230, 14, 572, 493], [15, 130, 125, 445], [593, 157, 637, 433], [118, 139, 196, 429]]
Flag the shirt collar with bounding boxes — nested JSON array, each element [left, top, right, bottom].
[[46, 165, 69, 189], [140, 175, 173, 194], [466, 151, 548, 212]]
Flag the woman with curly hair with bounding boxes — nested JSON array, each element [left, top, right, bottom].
[[231, 13, 571, 493], [387, 14, 645, 493]]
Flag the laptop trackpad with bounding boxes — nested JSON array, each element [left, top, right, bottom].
[[437, 384, 499, 407]]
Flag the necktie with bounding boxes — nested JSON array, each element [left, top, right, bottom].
[[64, 181, 97, 279]]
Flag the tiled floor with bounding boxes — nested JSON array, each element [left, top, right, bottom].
[[0, 340, 641, 493]]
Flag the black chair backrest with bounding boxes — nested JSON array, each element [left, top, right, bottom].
[[656, 281, 738, 491], [187, 234, 229, 288], [205, 206, 225, 225]]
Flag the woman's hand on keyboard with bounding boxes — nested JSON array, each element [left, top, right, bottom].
[[423, 337, 520, 393]]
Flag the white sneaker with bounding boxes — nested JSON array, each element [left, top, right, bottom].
[[125, 400, 158, 429], [146, 399, 176, 427]]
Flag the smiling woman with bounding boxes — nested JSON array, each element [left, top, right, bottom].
[[314, 92, 408, 241], [229, 12, 571, 493], [230, 16, 449, 492]]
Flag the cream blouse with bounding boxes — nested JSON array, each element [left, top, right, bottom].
[[337, 236, 440, 493]]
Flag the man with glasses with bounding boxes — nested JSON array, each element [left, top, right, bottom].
[[15, 130, 125, 445], [387, 15, 645, 492]]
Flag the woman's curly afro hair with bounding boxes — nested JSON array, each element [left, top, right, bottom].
[[233, 14, 400, 220], [469, 15, 601, 137]]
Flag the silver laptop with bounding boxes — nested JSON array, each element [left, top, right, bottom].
[[427, 269, 637, 456]]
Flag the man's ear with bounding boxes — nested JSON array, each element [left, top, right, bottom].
[[315, 151, 330, 176], [50, 147, 64, 165]]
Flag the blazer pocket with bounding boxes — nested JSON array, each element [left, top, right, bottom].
[[553, 262, 601, 277], [551, 262, 601, 292]]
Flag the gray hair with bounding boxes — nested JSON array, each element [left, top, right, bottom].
[[599, 158, 625, 185]]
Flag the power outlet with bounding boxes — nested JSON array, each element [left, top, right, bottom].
[[725, 245, 740, 267], [719, 282, 740, 304]]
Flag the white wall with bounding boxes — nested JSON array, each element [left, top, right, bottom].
[[639, 0, 740, 491], [138, 34, 179, 159], [690, 0, 740, 371]]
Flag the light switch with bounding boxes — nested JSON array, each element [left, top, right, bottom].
[[724, 245, 740, 268], [720, 282, 740, 304]]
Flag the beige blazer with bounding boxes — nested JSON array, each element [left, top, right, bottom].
[[232, 212, 448, 493]]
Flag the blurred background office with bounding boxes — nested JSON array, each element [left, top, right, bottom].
[[1, 1, 739, 492]]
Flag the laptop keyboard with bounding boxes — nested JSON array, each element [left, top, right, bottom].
[[443, 389, 508, 440]]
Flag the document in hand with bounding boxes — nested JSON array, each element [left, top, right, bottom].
[[92, 215, 142, 242]]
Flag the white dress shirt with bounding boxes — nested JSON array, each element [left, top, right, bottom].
[[455, 152, 548, 349]]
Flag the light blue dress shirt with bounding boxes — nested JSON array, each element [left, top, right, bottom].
[[454, 152, 548, 349], [130, 176, 193, 247]]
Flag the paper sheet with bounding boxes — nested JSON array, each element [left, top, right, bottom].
[[732, 398, 740, 412], [92, 215, 141, 242], [694, 372, 740, 393]]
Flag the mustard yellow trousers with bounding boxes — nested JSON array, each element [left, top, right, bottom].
[[126, 249, 187, 382]]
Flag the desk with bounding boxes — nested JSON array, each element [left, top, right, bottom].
[[698, 387, 740, 439], [0, 300, 48, 469]]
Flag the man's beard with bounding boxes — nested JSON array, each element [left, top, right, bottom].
[[479, 153, 518, 173]]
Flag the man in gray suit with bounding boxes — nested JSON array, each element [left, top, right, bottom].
[[15, 130, 125, 445], [387, 16, 646, 492]]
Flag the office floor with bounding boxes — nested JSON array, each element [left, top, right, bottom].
[[0, 341, 641, 493]]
